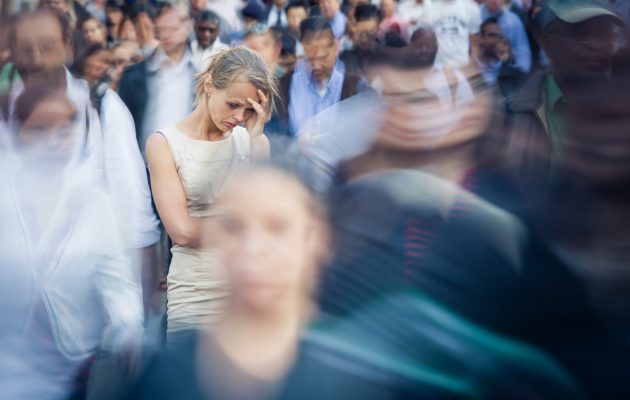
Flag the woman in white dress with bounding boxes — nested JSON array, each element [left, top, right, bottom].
[[146, 47, 278, 343]]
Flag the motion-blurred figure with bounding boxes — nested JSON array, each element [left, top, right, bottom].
[[0, 84, 143, 400], [124, 166, 392, 400]]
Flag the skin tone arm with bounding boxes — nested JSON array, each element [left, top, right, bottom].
[[146, 133, 206, 248], [470, 33, 480, 62]]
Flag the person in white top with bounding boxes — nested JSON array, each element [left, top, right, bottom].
[[145, 47, 277, 344], [399, 0, 430, 29], [419, 0, 481, 67], [191, 10, 230, 72]]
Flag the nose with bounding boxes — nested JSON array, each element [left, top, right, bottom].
[[234, 108, 246, 123]]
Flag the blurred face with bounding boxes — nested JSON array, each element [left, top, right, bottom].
[[195, 19, 219, 49], [543, 17, 620, 77], [14, 15, 68, 84], [213, 170, 322, 314], [410, 31, 438, 66], [156, 7, 192, 55], [287, 7, 307, 33], [17, 95, 77, 164], [111, 45, 136, 81], [302, 33, 339, 82], [106, 6, 123, 26], [205, 78, 261, 132], [380, 0, 396, 18], [484, 0, 503, 14], [353, 18, 379, 50], [374, 65, 492, 152], [274, 0, 288, 6], [119, 19, 137, 42], [40, 0, 69, 15], [190, 0, 206, 12], [134, 12, 157, 44], [320, 0, 340, 20], [480, 23, 501, 54], [82, 19, 107, 46], [244, 32, 281, 69], [82, 50, 111, 84]]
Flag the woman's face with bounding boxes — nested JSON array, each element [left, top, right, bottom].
[[82, 19, 107, 46], [106, 6, 123, 26], [17, 96, 77, 165], [119, 19, 138, 42], [212, 170, 324, 314], [205, 78, 261, 133]]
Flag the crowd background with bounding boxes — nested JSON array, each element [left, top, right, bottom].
[[1, 0, 630, 399]]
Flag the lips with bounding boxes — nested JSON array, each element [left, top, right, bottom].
[[225, 122, 237, 130]]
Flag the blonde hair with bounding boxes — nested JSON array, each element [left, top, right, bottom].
[[194, 46, 279, 114]]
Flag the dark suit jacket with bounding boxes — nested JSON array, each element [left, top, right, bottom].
[[118, 59, 150, 145]]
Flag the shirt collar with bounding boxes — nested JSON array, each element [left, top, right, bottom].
[[147, 47, 193, 73]]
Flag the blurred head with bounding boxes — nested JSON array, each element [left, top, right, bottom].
[[319, 0, 341, 21], [479, 18, 501, 55], [131, 5, 157, 46], [410, 28, 438, 66], [38, 0, 75, 26], [12, 10, 72, 85], [286, 0, 308, 34], [300, 17, 339, 82], [118, 17, 137, 42], [212, 166, 328, 315], [352, 4, 382, 50], [81, 17, 107, 47], [79, 45, 111, 84], [195, 47, 278, 133], [244, 25, 283, 70], [155, 3, 192, 56], [190, 0, 207, 13], [105, 0, 124, 27], [14, 85, 78, 165], [370, 47, 493, 153], [194, 10, 221, 49], [279, 32, 298, 72], [380, 0, 397, 19], [532, 0, 623, 80], [484, 0, 504, 14], [110, 41, 141, 82]]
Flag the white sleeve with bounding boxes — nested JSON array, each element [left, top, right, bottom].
[[100, 90, 160, 249], [468, 2, 482, 34]]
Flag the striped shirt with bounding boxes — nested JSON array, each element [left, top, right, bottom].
[[288, 58, 346, 136]]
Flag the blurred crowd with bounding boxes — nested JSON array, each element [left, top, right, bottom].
[[1, 0, 630, 399]]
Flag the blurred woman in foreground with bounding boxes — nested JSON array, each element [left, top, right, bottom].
[[127, 166, 392, 400]]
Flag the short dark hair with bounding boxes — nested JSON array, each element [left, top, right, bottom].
[[286, 0, 308, 13], [480, 17, 500, 36], [354, 4, 382, 23], [280, 31, 297, 57], [299, 16, 334, 42], [410, 27, 435, 43], [130, 3, 156, 23], [78, 44, 109, 75], [195, 10, 221, 26]]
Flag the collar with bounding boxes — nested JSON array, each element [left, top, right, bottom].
[[146, 47, 193, 73], [305, 59, 345, 88]]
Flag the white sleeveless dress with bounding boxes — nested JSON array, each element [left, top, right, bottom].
[[158, 125, 251, 335]]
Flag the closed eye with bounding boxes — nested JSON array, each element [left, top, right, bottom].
[[228, 102, 240, 109]]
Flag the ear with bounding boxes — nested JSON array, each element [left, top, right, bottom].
[[203, 74, 213, 95]]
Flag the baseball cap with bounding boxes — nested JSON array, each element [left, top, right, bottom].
[[537, 0, 622, 28]]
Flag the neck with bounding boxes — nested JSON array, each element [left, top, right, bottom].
[[181, 103, 224, 140], [210, 302, 303, 379], [164, 44, 187, 64]]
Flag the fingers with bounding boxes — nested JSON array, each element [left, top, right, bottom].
[[247, 97, 265, 117]]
